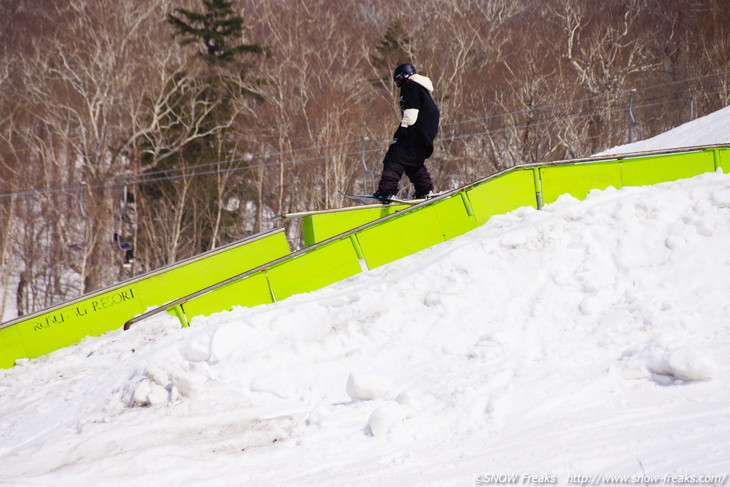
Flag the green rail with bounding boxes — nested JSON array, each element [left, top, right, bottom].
[[2, 144, 728, 368], [0, 229, 291, 369], [300, 144, 729, 245], [123, 144, 729, 333]]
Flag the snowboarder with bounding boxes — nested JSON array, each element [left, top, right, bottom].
[[373, 63, 440, 202]]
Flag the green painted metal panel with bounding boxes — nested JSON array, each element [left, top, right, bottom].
[[430, 194, 479, 240], [717, 148, 730, 172], [540, 162, 622, 205], [357, 207, 445, 269], [0, 230, 290, 369], [302, 205, 407, 246], [621, 151, 715, 187], [182, 272, 274, 320], [0, 325, 28, 369], [132, 231, 289, 308], [9, 146, 730, 370], [466, 169, 539, 225], [7, 284, 143, 367], [301, 217, 316, 246], [267, 238, 363, 300]]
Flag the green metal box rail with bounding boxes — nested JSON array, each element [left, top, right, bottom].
[[126, 144, 730, 334], [0, 229, 291, 369], [145, 146, 730, 330], [4, 144, 728, 368], [301, 145, 729, 245], [124, 191, 478, 330]]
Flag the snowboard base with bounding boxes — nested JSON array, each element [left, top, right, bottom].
[[337, 191, 442, 206]]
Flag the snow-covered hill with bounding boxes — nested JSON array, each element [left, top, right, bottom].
[[1, 109, 730, 486], [595, 105, 730, 156]]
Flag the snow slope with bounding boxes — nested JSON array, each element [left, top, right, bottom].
[[595, 104, 730, 155], [1, 110, 730, 486]]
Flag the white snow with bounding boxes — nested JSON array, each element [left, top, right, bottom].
[[595, 104, 730, 155], [2, 108, 730, 486]]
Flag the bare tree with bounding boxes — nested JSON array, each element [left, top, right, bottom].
[[2, 0, 730, 319]]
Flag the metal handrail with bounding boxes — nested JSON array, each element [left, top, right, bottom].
[[123, 143, 730, 331], [123, 189, 461, 330], [0, 227, 287, 330]]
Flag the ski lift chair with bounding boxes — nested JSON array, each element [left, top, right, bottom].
[[69, 183, 92, 251], [112, 184, 135, 267]]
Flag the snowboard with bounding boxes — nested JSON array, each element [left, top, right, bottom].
[[337, 191, 432, 206], [338, 190, 448, 206]]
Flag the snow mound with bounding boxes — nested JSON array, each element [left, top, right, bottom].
[[346, 373, 393, 401], [367, 401, 415, 437], [3, 105, 730, 485], [595, 105, 730, 155], [618, 333, 717, 384]]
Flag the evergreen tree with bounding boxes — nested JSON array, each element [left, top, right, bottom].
[[371, 20, 414, 79], [137, 1, 267, 258], [168, 0, 262, 65]]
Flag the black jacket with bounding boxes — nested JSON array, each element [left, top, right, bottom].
[[396, 74, 440, 158]]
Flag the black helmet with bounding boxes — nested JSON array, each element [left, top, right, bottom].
[[393, 63, 416, 87]]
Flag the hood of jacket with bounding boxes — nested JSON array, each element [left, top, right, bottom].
[[409, 74, 434, 93]]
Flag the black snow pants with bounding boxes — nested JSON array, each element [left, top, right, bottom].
[[377, 129, 433, 198]]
